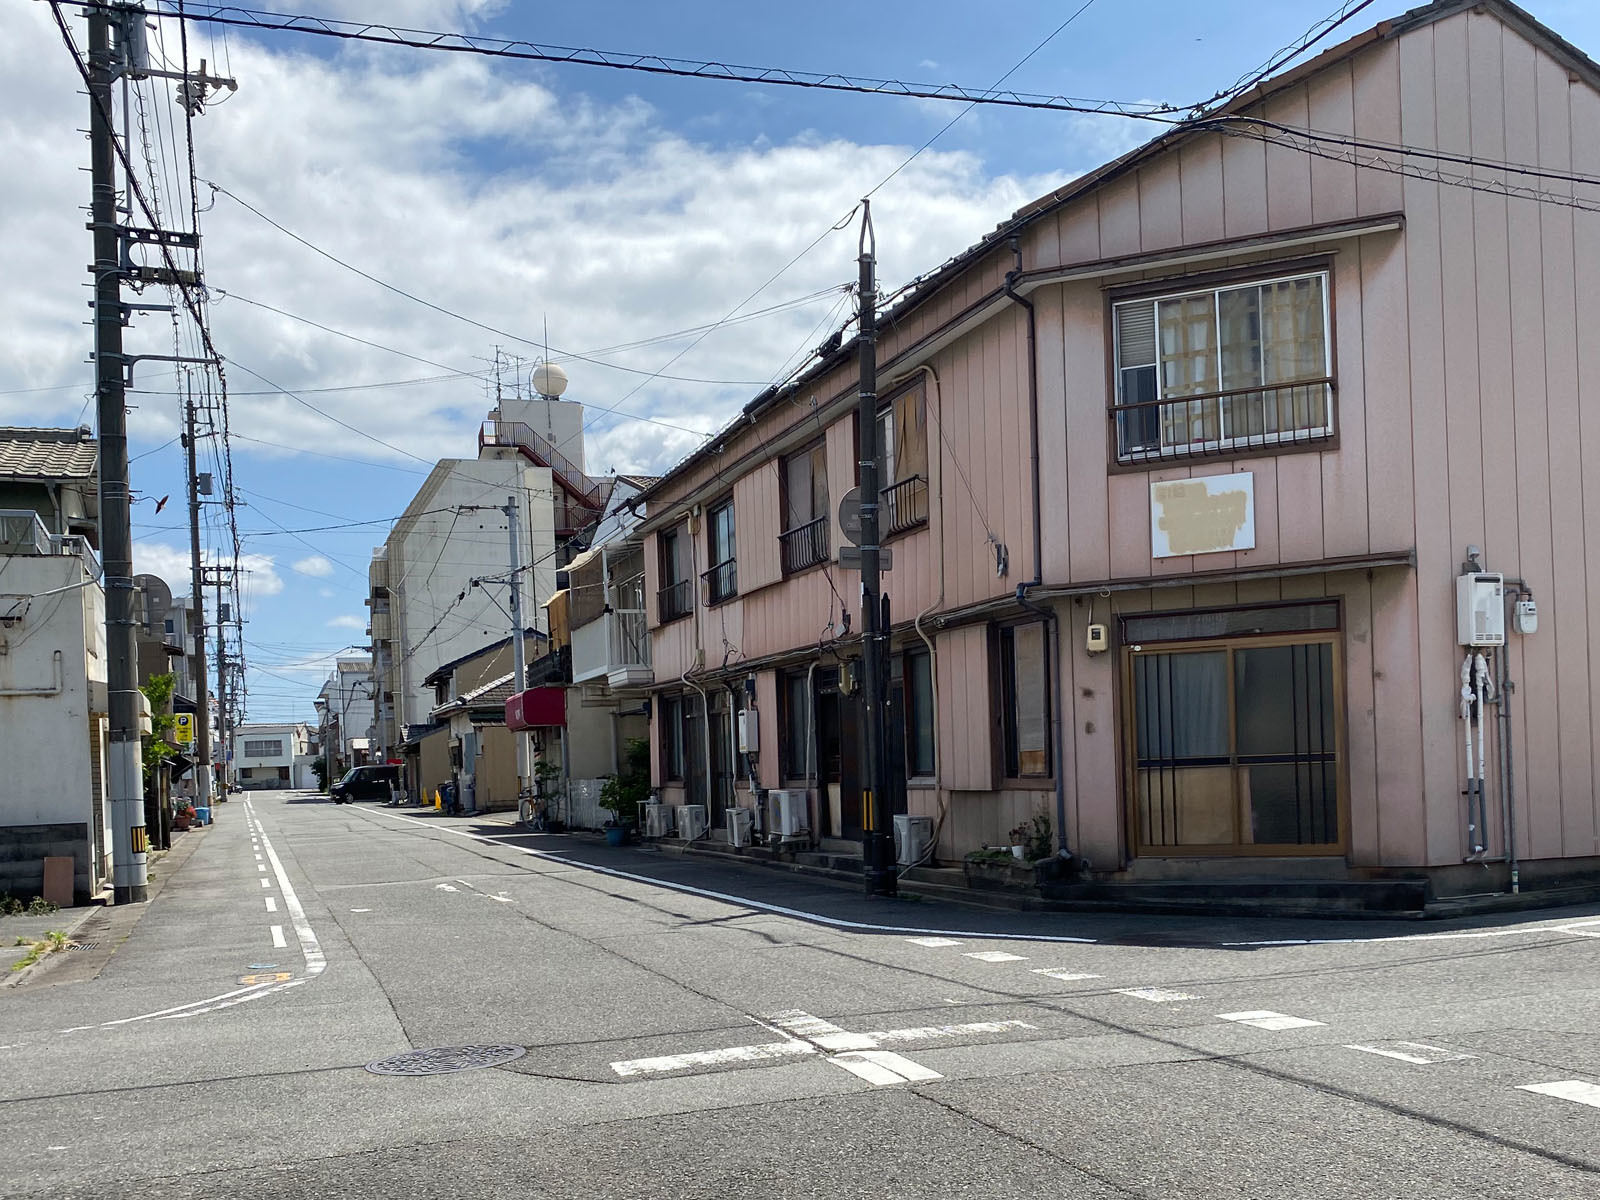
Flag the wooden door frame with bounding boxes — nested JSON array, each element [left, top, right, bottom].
[[1120, 630, 1349, 858]]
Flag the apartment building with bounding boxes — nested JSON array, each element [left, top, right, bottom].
[[369, 368, 610, 761], [638, 0, 1600, 896]]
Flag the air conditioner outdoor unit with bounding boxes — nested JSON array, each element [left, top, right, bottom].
[[765, 789, 808, 839], [727, 807, 754, 848], [641, 803, 673, 839], [676, 804, 708, 841], [893, 814, 934, 868]]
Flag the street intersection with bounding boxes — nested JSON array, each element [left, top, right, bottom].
[[2, 790, 1598, 1198]]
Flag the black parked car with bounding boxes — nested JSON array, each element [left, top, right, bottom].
[[330, 765, 401, 804]]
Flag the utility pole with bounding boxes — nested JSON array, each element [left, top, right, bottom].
[[89, 4, 147, 902], [203, 565, 235, 794], [182, 388, 212, 812], [504, 494, 529, 793], [856, 201, 895, 897]]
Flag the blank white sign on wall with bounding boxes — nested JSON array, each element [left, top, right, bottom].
[[1150, 472, 1256, 559]]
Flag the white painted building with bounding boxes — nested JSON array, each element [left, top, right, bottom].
[[232, 722, 314, 791], [0, 512, 114, 902], [314, 654, 373, 775], [370, 375, 609, 758]]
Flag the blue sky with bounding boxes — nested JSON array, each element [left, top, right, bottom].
[[4, 0, 1597, 723]]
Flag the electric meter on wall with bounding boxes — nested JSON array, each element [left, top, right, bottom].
[[1456, 572, 1505, 647]]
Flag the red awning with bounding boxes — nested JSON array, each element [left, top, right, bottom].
[[505, 687, 566, 730]]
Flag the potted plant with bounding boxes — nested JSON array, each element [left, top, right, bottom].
[[173, 800, 195, 832], [598, 738, 651, 846], [964, 813, 1057, 890]]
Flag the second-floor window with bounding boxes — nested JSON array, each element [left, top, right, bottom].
[[780, 440, 830, 574], [1113, 269, 1332, 464], [704, 499, 737, 604], [658, 525, 691, 622], [243, 738, 284, 758], [878, 382, 929, 535]]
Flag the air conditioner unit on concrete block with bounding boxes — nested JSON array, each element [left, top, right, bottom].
[[641, 803, 673, 839], [893, 814, 934, 868], [676, 804, 708, 841], [727, 807, 754, 848], [764, 789, 808, 839]]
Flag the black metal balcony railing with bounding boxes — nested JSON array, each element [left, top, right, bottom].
[[1112, 378, 1334, 464], [702, 558, 738, 605], [657, 578, 693, 622], [779, 514, 830, 574], [881, 474, 929, 536]]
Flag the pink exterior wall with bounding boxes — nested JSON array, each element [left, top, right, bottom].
[[640, 6, 1600, 875]]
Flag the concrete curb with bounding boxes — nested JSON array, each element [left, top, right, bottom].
[[1, 906, 100, 990]]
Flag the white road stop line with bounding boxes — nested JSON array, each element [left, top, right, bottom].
[[610, 1010, 1033, 1086], [830, 1051, 942, 1086]]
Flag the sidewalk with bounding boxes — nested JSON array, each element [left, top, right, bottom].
[[2, 824, 209, 989]]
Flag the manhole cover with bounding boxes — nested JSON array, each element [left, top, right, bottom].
[[365, 1045, 527, 1076]]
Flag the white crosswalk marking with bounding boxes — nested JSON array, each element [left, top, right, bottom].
[[963, 950, 1026, 963], [905, 937, 962, 947], [865, 1020, 1035, 1043], [1219, 1010, 1325, 1030], [1518, 1080, 1600, 1109], [768, 1010, 876, 1051], [1032, 969, 1102, 981]]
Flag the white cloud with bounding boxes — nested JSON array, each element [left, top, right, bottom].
[[131, 542, 283, 602], [327, 614, 366, 630], [292, 555, 336, 577], [0, 4, 1071, 481]]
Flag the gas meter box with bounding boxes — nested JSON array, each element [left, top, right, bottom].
[[1456, 572, 1505, 647]]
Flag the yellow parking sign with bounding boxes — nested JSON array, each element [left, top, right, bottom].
[[173, 712, 194, 745]]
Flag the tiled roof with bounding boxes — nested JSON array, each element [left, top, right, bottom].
[[431, 672, 517, 719], [0, 427, 98, 480]]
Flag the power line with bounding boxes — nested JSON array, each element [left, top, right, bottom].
[[58, 1, 1178, 122], [205, 182, 784, 387]]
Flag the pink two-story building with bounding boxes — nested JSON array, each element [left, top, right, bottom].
[[637, 0, 1600, 899]]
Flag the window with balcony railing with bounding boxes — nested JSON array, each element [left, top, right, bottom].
[[781, 439, 830, 573], [876, 382, 929, 536], [1112, 269, 1333, 464], [658, 525, 692, 622], [705, 499, 737, 604]]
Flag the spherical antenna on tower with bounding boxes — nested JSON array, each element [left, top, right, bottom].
[[530, 361, 569, 399]]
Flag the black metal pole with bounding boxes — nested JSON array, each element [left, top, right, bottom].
[[90, 3, 149, 901], [857, 202, 895, 897]]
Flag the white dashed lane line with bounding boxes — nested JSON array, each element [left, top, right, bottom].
[[270, 925, 288, 949], [1344, 1042, 1475, 1065], [905, 937, 963, 948], [1032, 969, 1102, 981], [264, 896, 277, 913], [1115, 987, 1199, 1003], [963, 950, 1027, 963]]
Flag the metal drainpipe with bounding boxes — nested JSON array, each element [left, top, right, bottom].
[[1498, 579, 1531, 894], [684, 670, 714, 837], [1004, 241, 1071, 860]]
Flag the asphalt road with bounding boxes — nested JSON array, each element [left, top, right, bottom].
[[3, 789, 1598, 1198]]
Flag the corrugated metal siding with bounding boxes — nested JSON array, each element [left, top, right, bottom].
[[936, 625, 994, 792], [734, 462, 781, 594]]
